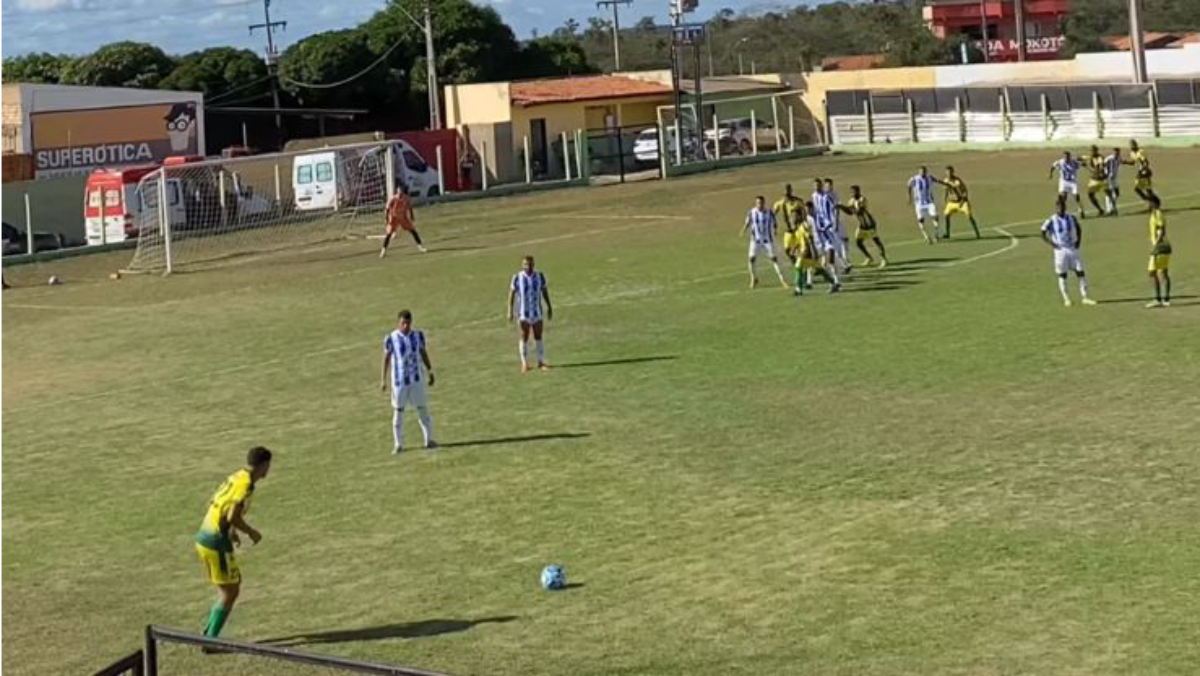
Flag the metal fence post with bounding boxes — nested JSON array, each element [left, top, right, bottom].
[[523, 136, 532, 184], [955, 97, 966, 143], [771, 95, 781, 151], [575, 129, 585, 180], [1149, 88, 1160, 137], [788, 105, 796, 150], [24, 193, 34, 254], [561, 131, 571, 181], [435, 145, 445, 195], [750, 109, 758, 156], [1000, 92, 1011, 141], [143, 626, 158, 676], [906, 98, 917, 143], [1093, 91, 1104, 139], [864, 99, 874, 144], [384, 144, 396, 202], [158, 169, 172, 275], [713, 112, 721, 160], [218, 170, 227, 228], [1041, 93, 1050, 141], [273, 163, 282, 206], [674, 118, 683, 166], [481, 141, 489, 191]]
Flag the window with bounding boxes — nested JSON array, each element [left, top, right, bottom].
[[315, 162, 334, 182], [297, 165, 313, 184], [105, 189, 121, 207], [168, 183, 181, 205], [402, 150, 427, 173], [88, 190, 102, 208]]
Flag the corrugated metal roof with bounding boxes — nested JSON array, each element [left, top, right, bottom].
[[511, 76, 671, 106]]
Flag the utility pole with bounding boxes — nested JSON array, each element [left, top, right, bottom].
[[249, 0, 286, 144], [979, 0, 990, 62], [1128, 0, 1149, 83], [596, 0, 632, 72], [1013, 0, 1027, 61], [425, 4, 441, 129]]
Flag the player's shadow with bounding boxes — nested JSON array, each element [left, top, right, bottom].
[[260, 615, 518, 647], [844, 280, 922, 294], [554, 355, 678, 369], [883, 256, 958, 270], [1098, 294, 1197, 305], [438, 432, 591, 450]]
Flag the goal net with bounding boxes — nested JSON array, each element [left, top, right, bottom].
[[127, 140, 408, 274]]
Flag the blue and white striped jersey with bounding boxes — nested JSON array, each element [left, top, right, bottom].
[[511, 270, 548, 322], [384, 329, 426, 391], [1104, 154, 1121, 181], [1041, 213, 1080, 249], [1053, 158, 1080, 183], [811, 191, 835, 232], [908, 174, 935, 206], [747, 207, 776, 243]]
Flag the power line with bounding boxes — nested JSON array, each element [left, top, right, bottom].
[[205, 73, 274, 103], [279, 37, 405, 89]]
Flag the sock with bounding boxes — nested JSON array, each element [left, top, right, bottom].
[[416, 406, 432, 445], [875, 239, 887, 259], [970, 217, 980, 237], [944, 219, 952, 238], [1057, 277, 1070, 301], [805, 268, 813, 287], [1153, 277, 1162, 302], [381, 233, 393, 250], [518, 340, 528, 367], [205, 602, 230, 637], [747, 259, 757, 282], [856, 241, 872, 261], [1078, 275, 1090, 299], [771, 260, 786, 284], [793, 267, 804, 290], [535, 339, 546, 364], [1164, 274, 1171, 302], [410, 230, 423, 245], [825, 263, 840, 286], [393, 408, 405, 449]]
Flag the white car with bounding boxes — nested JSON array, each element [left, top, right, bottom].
[[705, 117, 789, 156], [632, 127, 697, 164]]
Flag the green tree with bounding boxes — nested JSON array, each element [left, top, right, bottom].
[[65, 41, 176, 88], [1, 52, 76, 83], [159, 48, 269, 101], [515, 36, 597, 78], [278, 29, 395, 109]]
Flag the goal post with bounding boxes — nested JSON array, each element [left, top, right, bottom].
[[125, 140, 407, 274]]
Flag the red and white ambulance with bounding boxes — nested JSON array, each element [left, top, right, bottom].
[[83, 164, 184, 246]]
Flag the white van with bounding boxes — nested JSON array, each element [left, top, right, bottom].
[[292, 141, 441, 212]]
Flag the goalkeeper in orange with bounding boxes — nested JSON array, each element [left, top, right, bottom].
[[380, 184, 428, 257]]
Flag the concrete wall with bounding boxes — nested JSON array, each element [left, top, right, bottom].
[[444, 82, 512, 127], [2, 174, 88, 243]]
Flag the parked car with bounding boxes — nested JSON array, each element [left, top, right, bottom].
[[705, 117, 789, 156], [2, 221, 67, 256], [632, 127, 699, 164]]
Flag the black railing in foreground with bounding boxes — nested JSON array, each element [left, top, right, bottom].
[[92, 650, 143, 676], [144, 625, 453, 676]]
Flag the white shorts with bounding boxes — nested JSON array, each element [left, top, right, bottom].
[[814, 230, 837, 253], [518, 314, 543, 325], [748, 240, 777, 259], [1059, 180, 1079, 196], [914, 202, 937, 219], [1106, 178, 1119, 191], [1053, 248, 1084, 275], [391, 382, 429, 410]]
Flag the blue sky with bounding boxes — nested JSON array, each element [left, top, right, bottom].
[[2, 0, 804, 58]]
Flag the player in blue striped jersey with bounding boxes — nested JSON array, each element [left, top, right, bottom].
[[1103, 147, 1122, 215], [1048, 151, 1084, 217], [380, 310, 437, 454], [741, 196, 789, 289], [825, 178, 852, 273], [809, 180, 843, 293], [906, 166, 940, 244], [508, 255, 553, 373], [1040, 197, 1097, 307]]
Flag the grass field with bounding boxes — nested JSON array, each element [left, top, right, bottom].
[[4, 147, 1200, 676]]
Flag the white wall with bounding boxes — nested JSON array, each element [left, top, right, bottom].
[[934, 44, 1200, 87]]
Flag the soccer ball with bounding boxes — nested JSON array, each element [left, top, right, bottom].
[[540, 564, 565, 590], [47, 275, 61, 286]]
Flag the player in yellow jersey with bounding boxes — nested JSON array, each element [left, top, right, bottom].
[[845, 185, 888, 267], [195, 446, 272, 640], [790, 202, 839, 296], [774, 183, 807, 264], [1124, 139, 1158, 208], [934, 166, 981, 239], [1082, 145, 1108, 218], [1145, 194, 1172, 308]]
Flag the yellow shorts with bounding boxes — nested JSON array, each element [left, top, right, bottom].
[[855, 227, 878, 241], [196, 543, 241, 586], [1136, 177, 1153, 191], [795, 255, 818, 270], [1148, 254, 1171, 272], [944, 201, 971, 217], [1088, 180, 1107, 194], [783, 231, 800, 252]]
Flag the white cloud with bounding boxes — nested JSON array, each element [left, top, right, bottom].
[[15, 0, 74, 12]]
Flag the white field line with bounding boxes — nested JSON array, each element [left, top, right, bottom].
[[6, 191, 1198, 410]]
